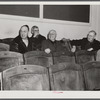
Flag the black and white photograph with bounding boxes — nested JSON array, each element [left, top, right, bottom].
[[0, 1, 100, 98]]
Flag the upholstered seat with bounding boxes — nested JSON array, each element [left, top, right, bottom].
[[50, 62, 84, 90], [2, 65, 50, 90], [0, 43, 10, 51], [0, 51, 23, 71], [24, 51, 53, 67], [75, 50, 96, 64], [52, 51, 75, 64], [83, 61, 100, 90], [1, 38, 14, 45], [96, 50, 100, 61]]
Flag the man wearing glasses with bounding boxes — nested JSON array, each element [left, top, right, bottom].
[[30, 26, 46, 51]]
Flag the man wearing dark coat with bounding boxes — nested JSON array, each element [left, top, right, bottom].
[[70, 30, 100, 52], [30, 26, 46, 51], [10, 25, 32, 54], [41, 29, 67, 53]]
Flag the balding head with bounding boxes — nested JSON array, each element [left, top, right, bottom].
[[87, 30, 97, 42]]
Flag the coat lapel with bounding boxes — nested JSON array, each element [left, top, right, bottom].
[[20, 39, 27, 50]]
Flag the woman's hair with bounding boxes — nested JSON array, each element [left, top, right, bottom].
[[47, 29, 57, 39]]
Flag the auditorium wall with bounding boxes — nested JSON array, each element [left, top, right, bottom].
[[96, 5, 100, 41], [0, 5, 99, 41]]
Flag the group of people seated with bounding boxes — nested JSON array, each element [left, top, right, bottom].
[[10, 24, 100, 54]]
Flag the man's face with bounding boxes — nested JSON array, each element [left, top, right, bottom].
[[87, 32, 96, 42], [49, 30, 57, 42], [31, 27, 39, 36], [20, 26, 28, 39]]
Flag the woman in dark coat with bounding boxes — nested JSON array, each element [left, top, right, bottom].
[[10, 25, 32, 54]]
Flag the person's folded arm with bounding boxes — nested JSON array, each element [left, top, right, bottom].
[[70, 39, 83, 47]]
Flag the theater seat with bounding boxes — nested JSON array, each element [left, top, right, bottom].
[[0, 43, 10, 51], [60, 38, 72, 52], [1, 38, 14, 45], [83, 61, 100, 90], [96, 50, 100, 61], [52, 51, 75, 64], [0, 51, 23, 71], [24, 51, 53, 67], [2, 65, 50, 90], [0, 72, 1, 90], [75, 50, 96, 64], [50, 62, 84, 90]]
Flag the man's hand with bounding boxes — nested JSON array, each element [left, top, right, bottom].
[[71, 46, 76, 52], [87, 48, 93, 51], [45, 48, 51, 54]]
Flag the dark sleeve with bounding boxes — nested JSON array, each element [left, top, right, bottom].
[[70, 39, 83, 46], [28, 38, 33, 51], [37, 36, 46, 50], [41, 40, 48, 51], [93, 40, 100, 51], [40, 35, 46, 42], [43, 36, 46, 40], [60, 40, 71, 52], [29, 37, 36, 51], [56, 41, 67, 52], [10, 39, 19, 52]]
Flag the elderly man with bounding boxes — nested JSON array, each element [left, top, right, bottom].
[[70, 30, 100, 52], [30, 26, 46, 51], [41, 29, 67, 54], [10, 25, 32, 54]]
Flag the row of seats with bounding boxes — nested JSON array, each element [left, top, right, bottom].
[[0, 51, 99, 90], [0, 39, 100, 90], [1, 61, 100, 90], [24, 50, 98, 65], [0, 50, 97, 72], [0, 40, 98, 65]]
